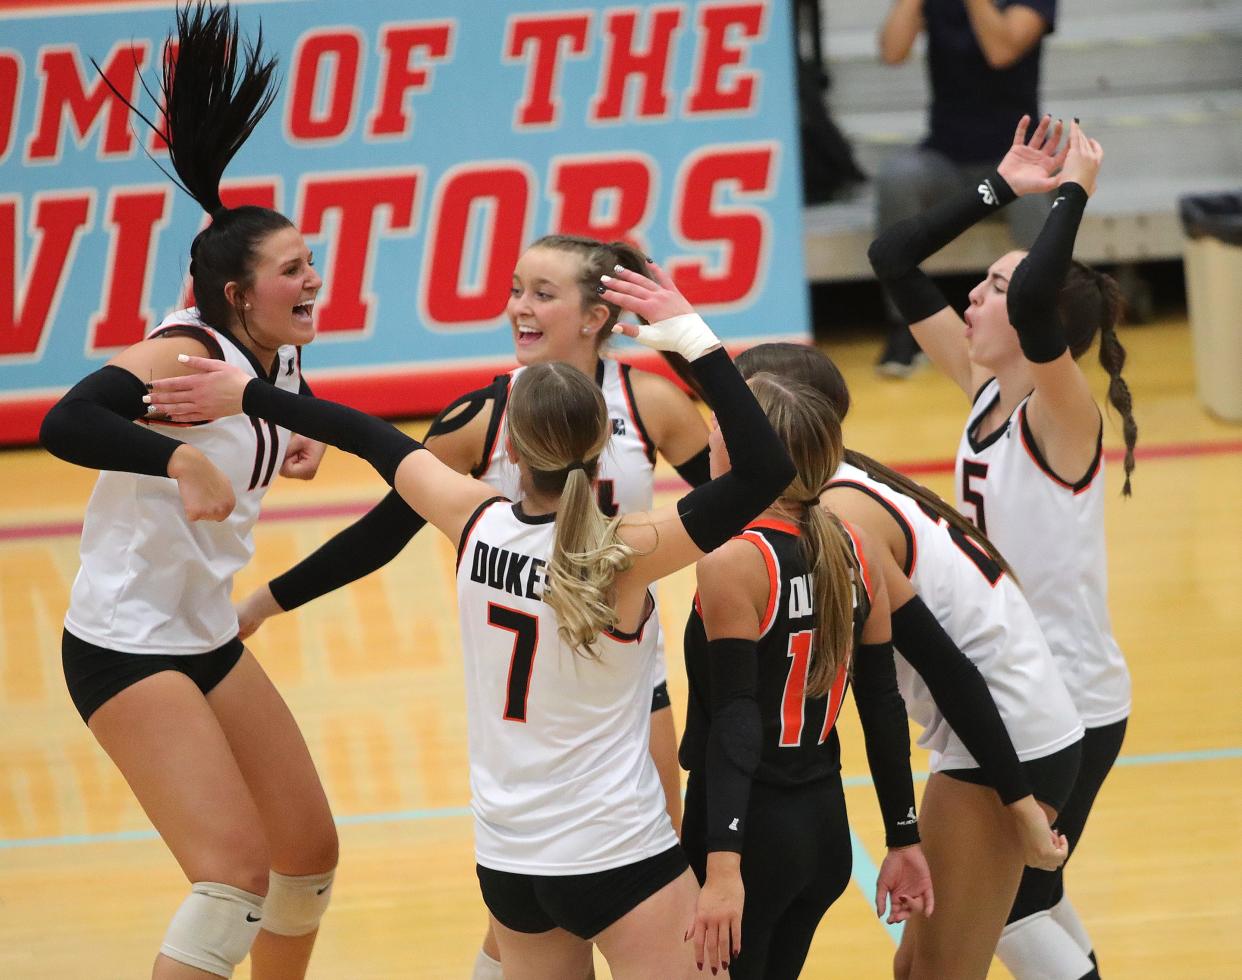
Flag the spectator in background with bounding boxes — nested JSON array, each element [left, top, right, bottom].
[[874, 0, 1057, 377]]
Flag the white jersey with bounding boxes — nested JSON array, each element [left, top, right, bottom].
[[457, 498, 677, 874], [956, 380, 1131, 727], [477, 358, 669, 689], [829, 461, 1082, 771], [65, 308, 301, 654]]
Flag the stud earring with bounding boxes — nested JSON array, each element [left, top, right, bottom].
[[581, 327, 591, 336], [244, 303, 252, 310]]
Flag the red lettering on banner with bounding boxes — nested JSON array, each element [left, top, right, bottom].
[[0, 193, 94, 358], [504, 13, 591, 128], [667, 144, 774, 306], [549, 154, 654, 247], [366, 22, 452, 139], [288, 29, 363, 143], [145, 39, 177, 157], [298, 170, 420, 333], [26, 42, 148, 162], [424, 164, 532, 325], [684, 2, 764, 114], [590, 6, 682, 122], [0, 52, 20, 164], [89, 187, 171, 352]]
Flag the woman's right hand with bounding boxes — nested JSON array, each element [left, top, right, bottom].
[[1009, 795, 1069, 871], [236, 584, 285, 640], [145, 355, 251, 423], [601, 262, 721, 361], [996, 113, 1069, 197], [167, 444, 235, 522], [1056, 120, 1104, 197]]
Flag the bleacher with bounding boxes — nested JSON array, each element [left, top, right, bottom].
[[804, 0, 1242, 282]]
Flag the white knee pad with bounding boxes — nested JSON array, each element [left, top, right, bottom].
[[160, 881, 265, 978], [261, 868, 335, 937], [997, 910, 1094, 980], [472, 947, 504, 980], [1049, 894, 1094, 955]]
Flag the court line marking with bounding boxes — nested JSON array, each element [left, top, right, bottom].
[[4, 439, 1240, 542], [3, 745, 1238, 851]]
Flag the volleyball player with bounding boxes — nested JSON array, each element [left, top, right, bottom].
[[735, 342, 1080, 979], [148, 262, 795, 977], [229, 234, 710, 979], [38, 5, 336, 978], [869, 115, 1137, 979], [679, 372, 935, 978]]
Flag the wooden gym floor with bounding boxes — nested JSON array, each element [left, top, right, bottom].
[[1, 315, 1239, 977]]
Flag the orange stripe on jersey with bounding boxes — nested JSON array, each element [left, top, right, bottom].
[[840, 520, 876, 605], [745, 516, 800, 537], [738, 530, 781, 638], [617, 363, 656, 464]]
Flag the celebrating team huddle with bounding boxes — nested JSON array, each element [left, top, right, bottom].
[[40, 4, 1136, 979]]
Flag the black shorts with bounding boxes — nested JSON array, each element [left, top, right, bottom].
[[63, 628, 244, 723], [477, 843, 688, 940], [943, 737, 1083, 814]]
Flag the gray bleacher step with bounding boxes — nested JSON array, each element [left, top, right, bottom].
[[802, 174, 1242, 282], [821, 0, 1215, 34], [826, 5, 1242, 114], [838, 89, 1242, 178]]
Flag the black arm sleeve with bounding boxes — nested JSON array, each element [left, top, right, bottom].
[[672, 445, 712, 488], [852, 641, 921, 848], [241, 381, 419, 485], [703, 637, 763, 853], [268, 490, 427, 611], [1006, 182, 1089, 363], [39, 365, 183, 477], [868, 171, 1017, 324], [674, 349, 796, 554], [266, 387, 494, 611], [890, 595, 1032, 804]]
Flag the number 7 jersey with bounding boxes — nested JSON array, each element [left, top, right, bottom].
[[455, 498, 676, 875]]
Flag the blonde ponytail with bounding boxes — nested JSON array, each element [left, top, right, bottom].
[[748, 373, 860, 697], [508, 365, 636, 658]]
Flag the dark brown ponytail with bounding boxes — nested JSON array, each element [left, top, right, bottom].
[[1060, 263, 1137, 495]]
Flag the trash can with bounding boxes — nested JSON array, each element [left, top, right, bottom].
[[1179, 193, 1242, 422]]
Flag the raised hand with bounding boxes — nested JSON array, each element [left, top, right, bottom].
[[1056, 119, 1104, 197], [145, 355, 250, 423], [996, 114, 1069, 197], [1009, 795, 1070, 871], [875, 844, 935, 924], [600, 262, 720, 361], [166, 444, 235, 522]]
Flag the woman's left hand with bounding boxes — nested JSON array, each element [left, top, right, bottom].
[[688, 857, 744, 974], [145, 355, 250, 422], [280, 435, 327, 479], [875, 844, 935, 923]]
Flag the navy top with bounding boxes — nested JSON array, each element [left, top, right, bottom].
[[923, 0, 1057, 164]]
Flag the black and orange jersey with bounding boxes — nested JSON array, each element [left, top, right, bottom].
[[680, 517, 874, 788]]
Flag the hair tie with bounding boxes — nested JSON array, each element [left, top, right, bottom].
[[210, 206, 229, 222], [565, 460, 587, 474], [803, 494, 822, 508]]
